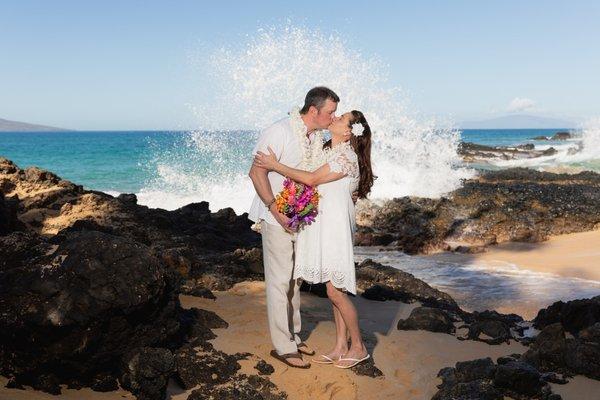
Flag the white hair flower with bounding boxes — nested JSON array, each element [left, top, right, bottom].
[[352, 122, 364, 136]]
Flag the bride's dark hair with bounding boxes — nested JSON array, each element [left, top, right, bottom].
[[323, 110, 374, 199], [348, 110, 374, 199]]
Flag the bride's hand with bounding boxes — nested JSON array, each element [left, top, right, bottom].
[[253, 146, 279, 171]]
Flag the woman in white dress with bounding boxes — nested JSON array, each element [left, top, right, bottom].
[[253, 110, 374, 368]]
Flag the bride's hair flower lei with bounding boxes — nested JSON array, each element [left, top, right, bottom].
[[352, 122, 365, 137]]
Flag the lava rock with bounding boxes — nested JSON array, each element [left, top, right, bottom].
[[119, 347, 175, 400], [187, 374, 287, 400], [522, 323, 567, 372], [0, 230, 181, 390], [397, 306, 455, 334], [90, 372, 119, 392], [174, 343, 241, 389], [255, 360, 275, 376], [454, 358, 496, 383], [493, 360, 543, 396], [460, 310, 522, 345], [355, 168, 600, 254], [551, 132, 571, 140], [533, 296, 600, 335], [351, 357, 384, 378], [357, 259, 459, 311]]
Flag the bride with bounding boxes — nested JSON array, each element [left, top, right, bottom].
[[253, 110, 374, 368]]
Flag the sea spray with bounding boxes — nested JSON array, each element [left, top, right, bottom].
[[140, 24, 474, 212]]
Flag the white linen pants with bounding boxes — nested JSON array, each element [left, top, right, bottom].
[[261, 221, 302, 355]]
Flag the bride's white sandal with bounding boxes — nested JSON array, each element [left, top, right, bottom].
[[334, 353, 370, 369], [312, 354, 335, 364]]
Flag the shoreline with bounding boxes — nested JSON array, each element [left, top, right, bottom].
[[431, 229, 600, 283]]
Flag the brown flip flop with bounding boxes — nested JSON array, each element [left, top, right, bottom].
[[270, 350, 311, 369], [297, 342, 316, 356]]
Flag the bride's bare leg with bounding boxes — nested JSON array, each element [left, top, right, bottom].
[[315, 293, 349, 362], [331, 303, 349, 356], [325, 282, 367, 366]]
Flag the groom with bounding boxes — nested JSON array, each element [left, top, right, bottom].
[[248, 86, 340, 368]]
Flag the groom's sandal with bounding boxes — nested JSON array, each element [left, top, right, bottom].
[[312, 354, 335, 364], [334, 354, 370, 369], [270, 350, 311, 369], [297, 342, 315, 356]]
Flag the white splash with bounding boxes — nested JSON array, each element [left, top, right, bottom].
[[139, 24, 474, 212]]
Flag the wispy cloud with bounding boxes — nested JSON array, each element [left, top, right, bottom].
[[507, 97, 536, 113]]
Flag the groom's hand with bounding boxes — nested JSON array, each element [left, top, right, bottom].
[[269, 204, 294, 234]]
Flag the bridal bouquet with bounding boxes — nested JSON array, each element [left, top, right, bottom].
[[276, 178, 320, 230]]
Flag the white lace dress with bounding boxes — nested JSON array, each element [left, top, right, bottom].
[[293, 142, 360, 294]]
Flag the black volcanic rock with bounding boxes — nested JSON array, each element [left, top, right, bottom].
[[356, 168, 600, 253], [0, 192, 22, 234], [119, 347, 175, 400], [551, 131, 571, 140], [493, 360, 544, 396], [255, 360, 275, 376], [0, 158, 285, 398], [0, 230, 182, 391], [533, 296, 600, 335], [397, 306, 456, 334], [522, 321, 600, 380], [174, 343, 241, 389], [187, 374, 287, 400], [433, 357, 561, 400], [459, 310, 524, 345], [521, 323, 568, 372], [357, 259, 460, 311]]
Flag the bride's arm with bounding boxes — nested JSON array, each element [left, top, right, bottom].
[[253, 147, 345, 186]]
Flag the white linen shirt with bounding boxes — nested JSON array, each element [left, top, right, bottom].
[[248, 116, 315, 225]]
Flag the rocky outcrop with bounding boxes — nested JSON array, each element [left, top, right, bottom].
[[533, 296, 600, 335], [458, 141, 562, 163], [433, 357, 563, 400], [356, 168, 600, 254], [356, 259, 460, 311], [0, 157, 262, 293], [119, 347, 175, 400], [0, 231, 182, 389], [397, 307, 456, 334], [522, 322, 600, 380], [0, 158, 282, 398]]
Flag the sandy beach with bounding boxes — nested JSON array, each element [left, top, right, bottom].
[[474, 229, 600, 282], [438, 229, 600, 282]]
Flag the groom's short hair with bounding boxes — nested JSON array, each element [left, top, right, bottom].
[[300, 86, 339, 114]]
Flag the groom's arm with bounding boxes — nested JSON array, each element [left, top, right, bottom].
[[249, 126, 292, 232], [249, 165, 292, 233]]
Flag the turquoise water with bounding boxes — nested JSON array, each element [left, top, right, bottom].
[[460, 128, 569, 146], [0, 130, 257, 194]]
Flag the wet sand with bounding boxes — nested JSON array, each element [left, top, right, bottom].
[[440, 229, 600, 282]]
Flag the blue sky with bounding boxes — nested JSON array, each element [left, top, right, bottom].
[[1, 0, 599, 130]]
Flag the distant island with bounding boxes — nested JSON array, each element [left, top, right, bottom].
[[459, 114, 575, 129], [0, 117, 71, 132]]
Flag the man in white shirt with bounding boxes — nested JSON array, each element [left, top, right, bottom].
[[248, 87, 339, 368]]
